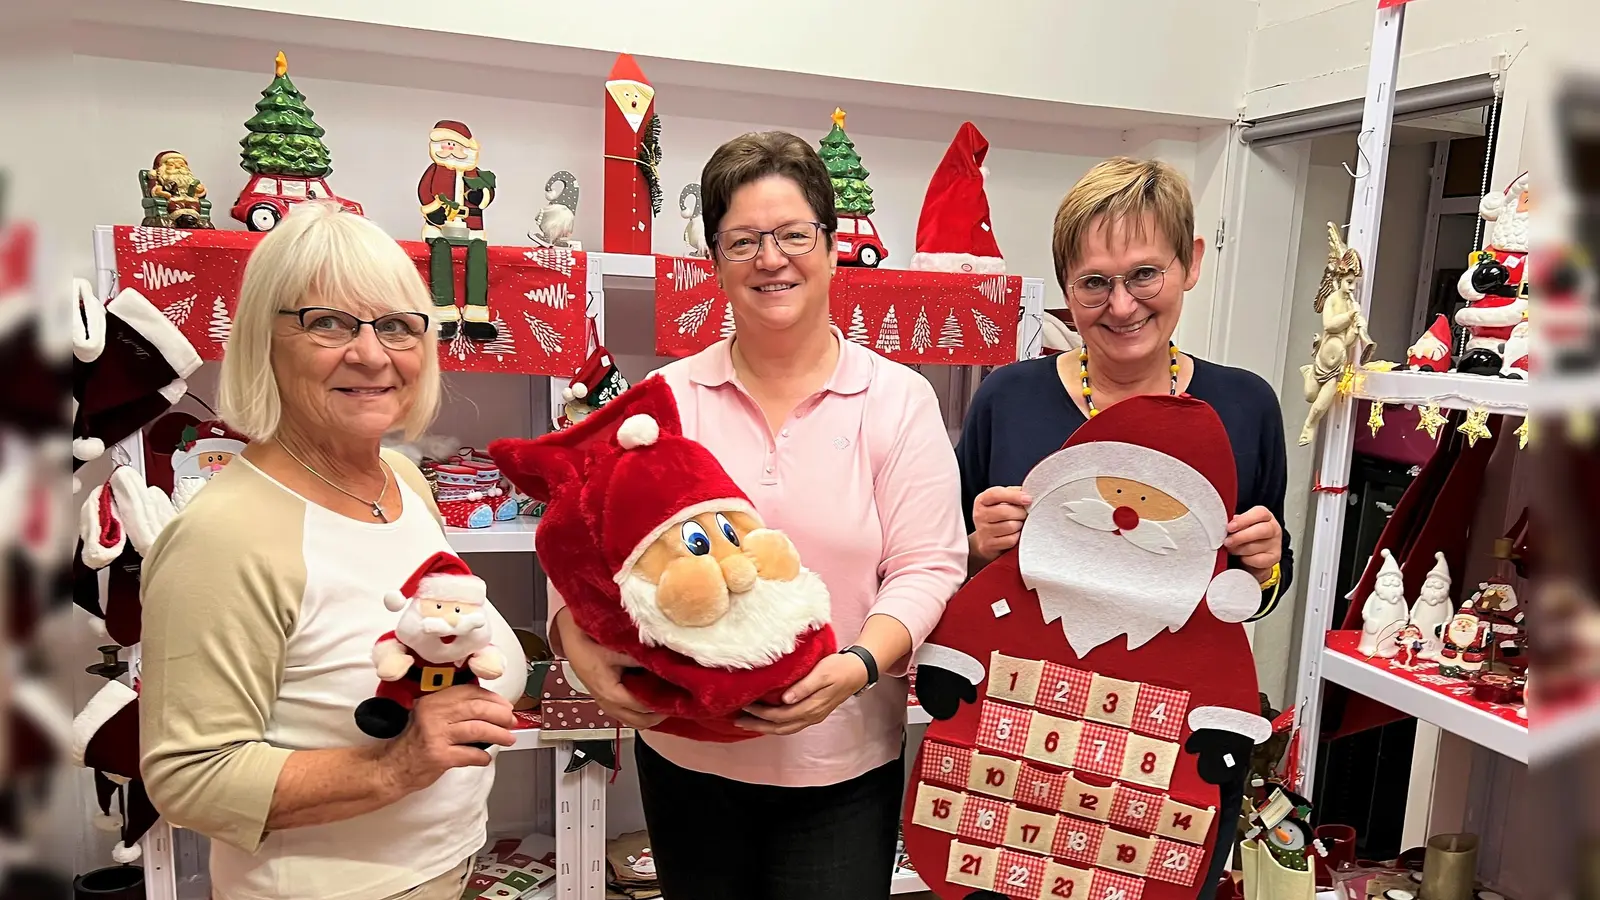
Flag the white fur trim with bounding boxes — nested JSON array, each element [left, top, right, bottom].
[[1187, 705, 1272, 744], [413, 573, 487, 604], [79, 485, 125, 570], [74, 437, 105, 462], [1022, 441, 1229, 548], [105, 288, 202, 379], [913, 643, 987, 686], [613, 497, 761, 584], [429, 126, 479, 149], [73, 279, 106, 363], [170, 476, 207, 513], [383, 590, 409, 612], [70, 680, 136, 769], [1206, 569, 1262, 624], [112, 841, 141, 863], [908, 252, 1006, 275], [158, 378, 187, 405], [570, 382, 588, 399], [617, 414, 659, 450]]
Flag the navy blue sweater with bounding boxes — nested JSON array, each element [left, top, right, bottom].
[[955, 353, 1294, 612]]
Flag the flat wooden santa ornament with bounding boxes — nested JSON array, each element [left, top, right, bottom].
[[603, 53, 659, 254], [905, 394, 1269, 900]]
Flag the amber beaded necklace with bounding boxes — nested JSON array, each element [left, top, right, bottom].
[[1079, 340, 1180, 417]]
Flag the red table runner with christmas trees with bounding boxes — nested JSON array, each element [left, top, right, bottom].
[[112, 225, 588, 376], [654, 255, 1023, 365]]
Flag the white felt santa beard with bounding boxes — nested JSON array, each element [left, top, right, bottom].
[[619, 566, 831, 670], [1019, 478, 1218, 657], [395, 603, 492, 662]]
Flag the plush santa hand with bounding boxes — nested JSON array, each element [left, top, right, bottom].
[[373, 641, 414, 682], [468, 646, 506, 680]]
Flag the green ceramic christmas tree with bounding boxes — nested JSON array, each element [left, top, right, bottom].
[[240, 52, 332, 177], [818, 107, 875, 216]]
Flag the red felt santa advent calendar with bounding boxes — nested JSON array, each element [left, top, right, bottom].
[[905, 394, 1270, 900], [603, 54, 658, 254]]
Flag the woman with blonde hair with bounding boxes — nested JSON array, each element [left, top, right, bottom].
[[139, 201, 524, 900]]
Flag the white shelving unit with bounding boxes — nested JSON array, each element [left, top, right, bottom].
[[1352, 369, 1529, 416]]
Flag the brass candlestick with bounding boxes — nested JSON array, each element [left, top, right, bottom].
[[1420, 833, 1479, 900], [85, 646, 128, 680]]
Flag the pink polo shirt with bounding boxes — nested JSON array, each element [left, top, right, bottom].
[[550, 328, 967, 787]]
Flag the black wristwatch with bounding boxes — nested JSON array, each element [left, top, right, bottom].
[[839, 645, 879, 695]]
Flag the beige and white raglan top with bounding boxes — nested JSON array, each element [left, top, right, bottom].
[[138, 449, 525, 900]]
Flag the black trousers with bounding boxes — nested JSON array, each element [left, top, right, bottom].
[[635, 737, 905, 900]]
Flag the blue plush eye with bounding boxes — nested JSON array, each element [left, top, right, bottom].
[[715, 513, 740, 546], [680, 522, 712, 556]]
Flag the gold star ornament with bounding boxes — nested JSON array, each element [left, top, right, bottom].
[[1368, 401, 1385, 438], [1458, 407, 1493, 447], [1416, 402, 1448, 440], [831, 107, 847, 129]]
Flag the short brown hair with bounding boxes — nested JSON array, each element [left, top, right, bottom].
[[1051, 157, 1195, 294], [700, 131, 837, 257]]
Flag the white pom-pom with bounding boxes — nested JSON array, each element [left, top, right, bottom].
[[617, 414, 659, 450], [561, 386, 577, 403], [112, 841, 141, 863], [384, 591, 409, 613], [570, 382, 588, 399], [74, 437, 105, 462], [1206, 569, 1262, 624], [92, 811, 122, 832]]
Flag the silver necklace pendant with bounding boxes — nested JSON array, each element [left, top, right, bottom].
[[370, 502, 387, 520]]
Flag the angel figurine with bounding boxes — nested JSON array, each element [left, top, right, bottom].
[[1298, 222, 1374, 446]]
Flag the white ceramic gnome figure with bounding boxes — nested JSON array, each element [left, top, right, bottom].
[[1409, 551, 1454, 660], [1359, 549, 1410, 657]]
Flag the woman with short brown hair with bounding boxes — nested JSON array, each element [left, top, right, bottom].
[[549, 131, 967, 898]]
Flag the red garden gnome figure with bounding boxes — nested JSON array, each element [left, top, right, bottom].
[[488, 375, 836, 742], [904, 394, 1269, 900], [355, 551, 506, 739]]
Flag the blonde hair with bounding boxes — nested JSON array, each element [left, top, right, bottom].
[[1051, 157, 1196, 294], [218, 201, 441, 441]]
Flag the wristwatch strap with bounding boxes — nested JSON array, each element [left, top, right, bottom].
[[840, 645, 879, 694]]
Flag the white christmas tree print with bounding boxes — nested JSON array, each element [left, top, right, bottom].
[[971, 308, 1001, 347], [481, 316, 517, 359], [846, 305, 870, 345], [162, 294, 197, 327], [911, 306, 933, 353], [719, 301, 736, 338], [524, 284, 569, 309], [446, 327, 475, 361], [677, 298, 713, 335], [674, 259, 712, 291], [876, 306, 901, 354], [522, 311, 563, 355], [208, 296, 232, 346], [525, 248, 575, 276], [129, 227, 191, 255], [938, 310, 964, 352], [135, 260, 195, 291], [979, 276, 1007, 304]]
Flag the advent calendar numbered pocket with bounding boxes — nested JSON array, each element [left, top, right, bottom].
[[1041, 862, 1095, 900], [1109, 784, 1166, 834], [1120, 734, 1180, 790], [1072, 722, 1129, 778], [1002, 806, 1060, 856], [911, 783, 967, 834], [988, 652, 1046, 706], [1023, 711, 1082, 768], [1017, 763, 1069, 812], [1089, 868, 1146, 900], [947, 841, 999, 892], [1061, 773, 1116, 822], [921, 740, 974, 790], [1130, 683, 1190, 742], [997, 849, 1048, 898], [1153, 797, 1215, 845], [968, 752, 1022, 801], [1096, 830, 1155, 878], [1148, 838, 1205, 887], [1050, 817, 1106, 867], [1036, 662, 1093, 718], [978, 701, 1034, 757], [1084, 674, 1141, 729], [957, 795, 1012, 845]]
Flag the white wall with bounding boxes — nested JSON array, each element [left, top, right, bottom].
[[1246, 0, 1530, 118]]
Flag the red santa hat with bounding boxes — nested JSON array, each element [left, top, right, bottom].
[[384, 551, 487, 612], [562, 347, 616, 403], [429, 120, 479, 150], [1021, 393, 1262, 622], [1406, 314, 1453, 371], [151, 150, 186, 169], [606, 52, 653, 89], [909, 122, 1005, 275], [71, 680, 159, 863], [73, 287, 201, 470]]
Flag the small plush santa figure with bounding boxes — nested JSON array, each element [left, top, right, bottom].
[[1408, 551, 1453, 661], [1435, 606, 1489, 679], [355, 551, 506, 739], [489, 375, 836, 743], [905, 394, 1271, 900], [908, 122, 1005, 274], [1455, 172, 1531, 375], [1405, 314, 1454, 373], [1358, 549, 1409, 658]]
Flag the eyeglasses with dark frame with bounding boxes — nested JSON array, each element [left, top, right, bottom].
[[712, 221, 829, 262], [1068, 257, 1180, 309], [278, 307, 432, 350]]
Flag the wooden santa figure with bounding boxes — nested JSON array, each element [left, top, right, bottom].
[[905, 394, 1270, 900], [603, 54, 658, 254], [1455, 172, 1531, 375]]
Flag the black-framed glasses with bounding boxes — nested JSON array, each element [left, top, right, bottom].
[[278, 307, 431, 350], [712, 221, 828, 262], [1068, 257, 1179, 309]]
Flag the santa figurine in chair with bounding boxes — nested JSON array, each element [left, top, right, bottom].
[[1454, 172, 1532, 376], [903, 394, 1271, 900], [355, 551, 507, 739], [488, 375, 837, 742]]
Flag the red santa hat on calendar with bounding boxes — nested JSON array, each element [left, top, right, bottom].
[[908, 122, 1006, 275]]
